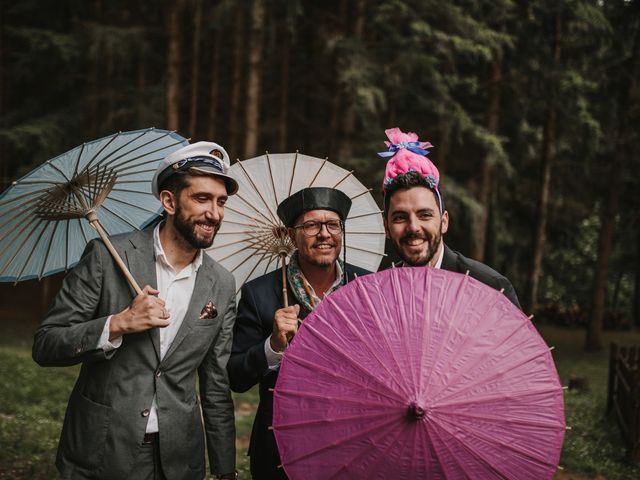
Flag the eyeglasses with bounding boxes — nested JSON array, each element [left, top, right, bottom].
[[293, 220, 343, 237]]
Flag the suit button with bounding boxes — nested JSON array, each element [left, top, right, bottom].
[[155, 370, 162, 378], [141, 409, 150, 417]]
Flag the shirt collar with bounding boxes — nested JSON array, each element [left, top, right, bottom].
[[153, 222, 204, 274], [433, 242, 445, 269]]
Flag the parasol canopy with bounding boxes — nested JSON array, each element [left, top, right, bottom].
[[273, 267, 566, 479], [0, 128, 188, 290], [207, 152, 385, 293]]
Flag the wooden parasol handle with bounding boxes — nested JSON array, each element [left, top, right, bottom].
[[281, 252, 288, 308], [86, 211, 143, 296]]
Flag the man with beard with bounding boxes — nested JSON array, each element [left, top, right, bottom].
[[33, 142, 239, 480], [380, 127, 520, 307], [227, 187, 370, 480]]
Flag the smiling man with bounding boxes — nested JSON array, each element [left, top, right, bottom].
[[380, 127, 520, 308], [33, 142, 239, 480], [227, 187, 370, 480]]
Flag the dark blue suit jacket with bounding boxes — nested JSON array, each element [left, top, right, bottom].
[[227, 264, 369, 479]]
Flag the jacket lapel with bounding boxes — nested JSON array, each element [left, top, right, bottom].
[[440, 244, 457, 272], [124, 228, 161, 361], [161, 259, 215, 364]]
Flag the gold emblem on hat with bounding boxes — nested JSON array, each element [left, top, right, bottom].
[[210, 149, 224, 160]]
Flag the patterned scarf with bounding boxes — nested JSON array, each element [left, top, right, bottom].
[[286, 251, 344, 312]]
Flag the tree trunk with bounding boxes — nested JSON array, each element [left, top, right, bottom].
[[472, 51, 503, 261], [586, 158, 622, 350], [336, 0, 366, 162], [229, 3, 245, 157], [634, 232, 640, 328], [278, 23, 290, 152], [244, 0, 265, 158], [587, 16, 640, 349], [524, 11, 561, 314], [207, 24, 222, 141], [188, 0, 203, 137], [166, 1, 183, 132], [329, 0, 348, 160]]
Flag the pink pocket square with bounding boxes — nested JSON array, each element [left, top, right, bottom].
[[199, 301, 218, 319]]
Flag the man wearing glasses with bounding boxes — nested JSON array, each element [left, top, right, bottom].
[[228, 187, 370, 480]]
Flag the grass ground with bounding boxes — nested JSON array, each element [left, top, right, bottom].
[[0, 323, 638, 479]]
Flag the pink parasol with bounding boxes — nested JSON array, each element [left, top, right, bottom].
[[272, 267, 565, 479]]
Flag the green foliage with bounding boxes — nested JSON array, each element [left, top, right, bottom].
[[0, 347, 76, 479], [542, 325, 640, 478]]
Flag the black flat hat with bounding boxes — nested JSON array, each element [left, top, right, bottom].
[[277, 187, 352, 227]]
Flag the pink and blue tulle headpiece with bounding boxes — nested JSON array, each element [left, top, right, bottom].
[[379, 127, 443, 211]]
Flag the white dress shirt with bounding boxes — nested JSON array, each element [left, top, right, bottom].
[[97, 223, 203, 433]]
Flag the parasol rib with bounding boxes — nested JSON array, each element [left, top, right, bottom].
[[276, 388, 398, 408], [434, 346, 561, 405], [303, 320, 409, 399], [434, 416, 554, 474], [235, 160, 279, 224], [110, 187, 157, 196], [266, 152, 280, 207], [353, 279, 414, 394], [332, 170, 354, 189], [308, 158, 327, 187], [115, 168, 157, 177], [0, 198, 43, 230], [429, 307, 541, 402], [349, 188, 372, 200], [274, 410, 390, 430], [282, 351, 402, 404], [420, 273, 472, 397], [226, 201, 276, 228], [102, 196, 160, 216], [281, 415, 399, 467], [328, 415, 409, 480], [72, 142, 86, 180], [107, 131, 181, 171], [390, 268, 420, 390], [322, 293, 413, 395], [38, 221, 61, 280], [110, 156, 164, 173], [45, 161, 72, 183], [98, 204, 144, 230], [427, 417, 480, 479], [83, 130, 121, 171], [287, 151, 298, 197], [0, 188, 48, 208], [347, 210, 384, 220], [15, 220, 51, 282], [88, 129, 150, 171], [442, 409, 564, 430], [0, 215, 45, 276], [419, 280, 506, 399]]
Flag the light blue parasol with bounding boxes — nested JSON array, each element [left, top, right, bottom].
[[0, 128, 188, 293]]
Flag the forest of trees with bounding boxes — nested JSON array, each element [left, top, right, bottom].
[[1, 0, 639, 350]]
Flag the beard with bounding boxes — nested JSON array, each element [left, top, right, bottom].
[[396, 222, 443, 267], [173, 204, 220, 249]]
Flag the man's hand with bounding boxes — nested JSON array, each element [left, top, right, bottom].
[[109, 285, 170, 340], [270, 304, 300, 352]]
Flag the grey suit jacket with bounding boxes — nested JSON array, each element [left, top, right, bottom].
[[32, 227, 236, 480]]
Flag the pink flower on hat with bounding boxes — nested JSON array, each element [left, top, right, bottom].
[[379, 128, 438, 192]]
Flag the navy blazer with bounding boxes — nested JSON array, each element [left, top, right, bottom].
[[227, 263, 369, 479]]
